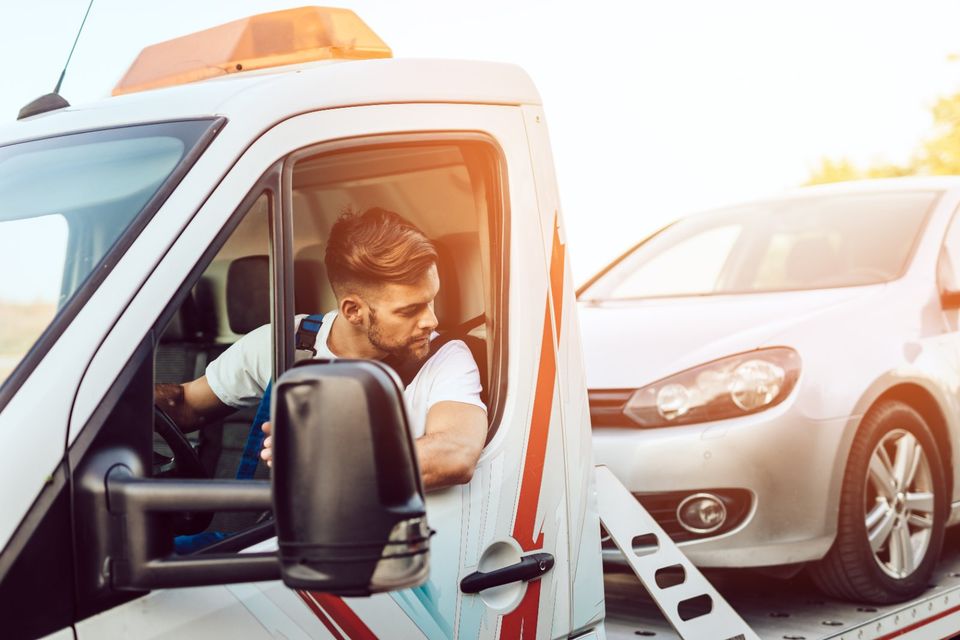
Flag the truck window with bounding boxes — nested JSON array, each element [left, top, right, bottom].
[[0, 214, 67, 383], [0, 119, 220, 393], [288, 137, 506, 431], [153, 192, 274, 532]]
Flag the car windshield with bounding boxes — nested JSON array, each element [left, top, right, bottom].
[[580, 190, 939, 301], [0, 120, 215, 386]]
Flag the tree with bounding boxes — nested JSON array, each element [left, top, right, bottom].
[[807, 91, 960, 184], [918, 93, 960, 175]]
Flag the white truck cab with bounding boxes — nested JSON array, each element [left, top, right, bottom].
[[0, 8, 604, 639]]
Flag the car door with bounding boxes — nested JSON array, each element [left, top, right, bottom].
[[68, 102, 574, 639]]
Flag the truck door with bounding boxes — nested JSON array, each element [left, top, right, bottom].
[[521, 105, 606, 635], [66, 103, 576, 639]]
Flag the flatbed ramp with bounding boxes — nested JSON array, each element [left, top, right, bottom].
[[597, 466, 960, 640]]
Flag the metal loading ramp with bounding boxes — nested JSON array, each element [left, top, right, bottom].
[[596, 465, 760, 640]]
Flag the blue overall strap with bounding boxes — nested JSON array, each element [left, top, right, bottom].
[[236, 381, 272, 480], [236, 314, 325, 480]]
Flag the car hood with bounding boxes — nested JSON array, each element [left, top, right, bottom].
[[578, 285, 885, 389]]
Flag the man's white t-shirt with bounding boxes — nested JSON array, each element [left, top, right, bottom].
[[205, 312, 485, 438]]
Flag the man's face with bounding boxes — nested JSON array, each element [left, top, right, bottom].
[[363, 264, 440, 363]]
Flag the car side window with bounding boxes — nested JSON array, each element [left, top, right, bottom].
[[938, 209, 960, 293]]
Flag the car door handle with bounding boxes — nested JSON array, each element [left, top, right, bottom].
[[459, 552, 554, 594]]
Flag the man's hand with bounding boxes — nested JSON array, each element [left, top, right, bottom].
[[258, 401, 486, 491], [154, 376, 233, 432], [260, 421, 273, 468]]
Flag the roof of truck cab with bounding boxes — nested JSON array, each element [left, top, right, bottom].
[[1, 58, 541, 145]]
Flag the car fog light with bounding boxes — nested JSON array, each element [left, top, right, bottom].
[[656, 384, 691, 420], [677, 493, 727, 534], [730, 359, 784, 411]]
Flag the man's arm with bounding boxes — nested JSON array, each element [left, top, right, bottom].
[[154, 375, 234, 432], [259, 400, 486, 491], [415, 400, 487, 491]]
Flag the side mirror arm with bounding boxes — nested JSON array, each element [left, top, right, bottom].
[[85, 458, 279, 591]]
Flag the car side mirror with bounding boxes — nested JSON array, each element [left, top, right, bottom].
[[941, 289, 960, 310], [272, 360, 430, 596], [937, 254, 960, 310]]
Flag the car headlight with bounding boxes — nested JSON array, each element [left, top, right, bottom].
[[623, 347, 801, 428]]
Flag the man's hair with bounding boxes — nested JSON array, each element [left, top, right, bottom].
[[325, 208, 438, 296]]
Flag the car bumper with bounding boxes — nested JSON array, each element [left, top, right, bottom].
[[592, 402, 850, 568]]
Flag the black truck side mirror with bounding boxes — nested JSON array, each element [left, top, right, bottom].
[[273, 360, 430, 595], [81, 361, 429, 596]]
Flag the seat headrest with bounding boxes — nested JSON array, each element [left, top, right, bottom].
[[227, 255, 270, 334], [161, 293, 195, 342], [432, 232, 483, 330]]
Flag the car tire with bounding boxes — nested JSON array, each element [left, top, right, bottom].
[[809, 400, 947, 603]]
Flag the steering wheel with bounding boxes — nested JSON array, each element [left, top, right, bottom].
[[153, 404, 214, 534], [153, 405, 207, 479]]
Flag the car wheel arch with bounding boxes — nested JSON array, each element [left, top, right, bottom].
[[872, 384, 953, 499], [824, 381, 953, 546]]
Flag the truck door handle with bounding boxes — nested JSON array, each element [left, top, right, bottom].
[[459, 552, 554, 594]]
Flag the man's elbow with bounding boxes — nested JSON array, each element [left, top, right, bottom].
[[447, 450, 480, 485], [452, 461, 475, 485]]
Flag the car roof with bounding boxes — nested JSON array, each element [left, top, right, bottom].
[[779, 175, 960, 196], [1, 58, 541, 146], [690, 176, 960, 216]]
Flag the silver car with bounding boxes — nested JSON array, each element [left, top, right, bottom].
[[580, 177, 960, 603]]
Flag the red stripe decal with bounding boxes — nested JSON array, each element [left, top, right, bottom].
[[499, 579, 542, 639], [512, 214, 565, 551], [310, 593, 379, 640], [296, 591, 346, 640], [511, 304, 556, 552], [549, 215, 565, 344], [876, 602, 960, 639], [502, 215, 565, 638]]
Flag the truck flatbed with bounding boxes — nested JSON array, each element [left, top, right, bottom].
[[605, 529, 960, 640]]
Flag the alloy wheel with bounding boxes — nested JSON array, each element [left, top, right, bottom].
[[864, 429, 935, 579]]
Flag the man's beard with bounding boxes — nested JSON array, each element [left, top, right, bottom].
[[367, 315, 431, 365]]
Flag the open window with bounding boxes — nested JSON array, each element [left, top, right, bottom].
[[286, 134, 508, 435]]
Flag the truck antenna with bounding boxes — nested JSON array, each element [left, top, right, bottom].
[[17, 0, 94, 119], [54, 0, 95, 94]]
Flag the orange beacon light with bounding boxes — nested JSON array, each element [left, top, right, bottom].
[[112, 6, 392, 96]]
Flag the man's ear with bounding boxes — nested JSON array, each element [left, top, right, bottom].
[[339, 293, 366, 327]]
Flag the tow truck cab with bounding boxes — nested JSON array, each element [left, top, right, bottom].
[[0, 8, 603, 639]]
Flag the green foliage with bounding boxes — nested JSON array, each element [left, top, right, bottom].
[[919, 94, 960, 175], [807, 91, 960, 185]]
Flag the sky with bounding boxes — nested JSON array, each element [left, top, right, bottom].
[[2, 0, 960, 291]]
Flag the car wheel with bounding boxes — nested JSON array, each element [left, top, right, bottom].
[[809, 400, 947, 603]]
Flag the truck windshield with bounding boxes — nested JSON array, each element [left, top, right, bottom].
[[581, 190, 938, 301], [0, 120, 216, 386]]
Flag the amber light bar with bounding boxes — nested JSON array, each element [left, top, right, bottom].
[[113, 6, 392, 96]]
